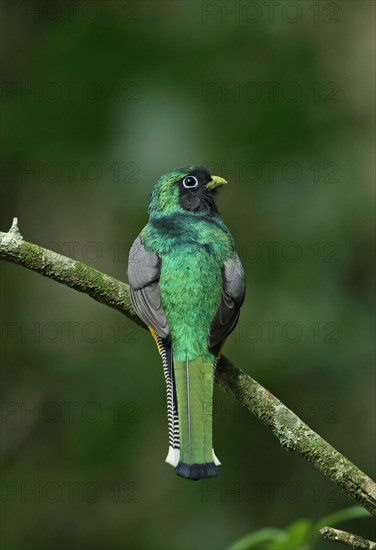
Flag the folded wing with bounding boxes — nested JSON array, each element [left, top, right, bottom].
[[208, 254, 246, 355], [128, 236, 170, 338]]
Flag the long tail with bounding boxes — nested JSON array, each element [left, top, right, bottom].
[[149, 328, 220, 480], [149, 329, 180, 466], [174, 355, 220, 480]]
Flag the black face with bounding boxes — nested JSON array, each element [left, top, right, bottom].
[[177, 167, 219, 215]]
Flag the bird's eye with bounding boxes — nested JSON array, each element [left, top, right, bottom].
[[182, 176, 199, 189]]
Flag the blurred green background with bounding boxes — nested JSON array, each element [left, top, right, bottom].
[[1, 1, 375, 549]]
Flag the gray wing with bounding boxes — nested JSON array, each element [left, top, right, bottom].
[[128, 236, 170, 338], [208, 254, 245, 354]]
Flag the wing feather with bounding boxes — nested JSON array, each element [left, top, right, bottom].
[[128, 237, 170, 338], [208, 254, 245, 354]]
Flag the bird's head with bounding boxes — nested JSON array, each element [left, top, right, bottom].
[[148, 166, 227, 219]]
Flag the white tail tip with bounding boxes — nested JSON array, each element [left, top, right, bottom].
[[166, 447, 220, 467], [165, 446, 180, 467], [212, 449, 221, 465]]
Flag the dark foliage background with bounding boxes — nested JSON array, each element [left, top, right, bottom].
[[1, 1, 374, 549]]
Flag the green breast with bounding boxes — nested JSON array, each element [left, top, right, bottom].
[[141, 214, 234, 361]]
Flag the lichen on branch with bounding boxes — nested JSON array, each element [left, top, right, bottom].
[[320, 527, 376, 549]]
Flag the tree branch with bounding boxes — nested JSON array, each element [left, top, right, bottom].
[[0, 218, 143, 327], [320, 527, 376, 549], [1, 219, 376, 518]]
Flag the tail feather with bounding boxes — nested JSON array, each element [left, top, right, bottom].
[[149, 329, 180, 466], [150, 328, 220, 480], [175, 462, 218, 481], [165, 446, 180, 467], [174, 356, 219, 480], [212, 449, 221, 466]]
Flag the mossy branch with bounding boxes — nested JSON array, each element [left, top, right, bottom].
[[0, 218, 143, 328], [320, 527, 376, 549], [1, 219, 376, 520]]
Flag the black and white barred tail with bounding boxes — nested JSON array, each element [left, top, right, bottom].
[[150, 328, 221, 471], [150, 330, 181, 466]]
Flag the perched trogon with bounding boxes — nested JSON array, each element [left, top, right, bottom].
[[127, 166, 246, 480]]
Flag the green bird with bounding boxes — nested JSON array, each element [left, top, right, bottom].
[[128, 166, 245, 480]]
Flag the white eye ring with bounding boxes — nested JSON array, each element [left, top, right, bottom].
[[182, 175, 199, 189]]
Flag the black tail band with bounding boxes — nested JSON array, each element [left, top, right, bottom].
[[175, 462, 219, 481]]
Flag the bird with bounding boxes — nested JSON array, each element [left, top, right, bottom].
[[127, 166, 245, 480]]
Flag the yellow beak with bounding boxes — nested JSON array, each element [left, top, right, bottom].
[[206, 175, 228, 190]]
